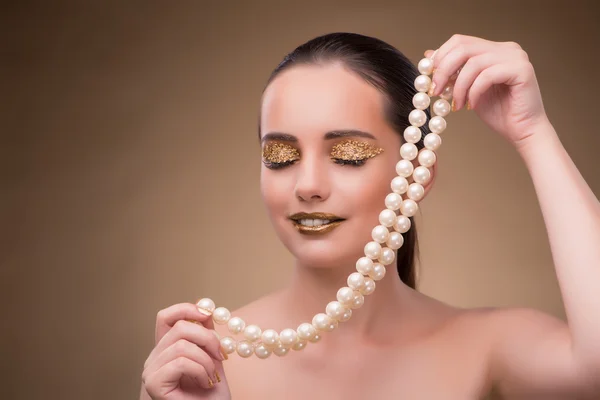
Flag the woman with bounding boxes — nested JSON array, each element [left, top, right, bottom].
[[140, 33, 600, 399]]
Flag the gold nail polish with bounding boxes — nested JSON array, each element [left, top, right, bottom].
[[428, 81, 437, 97], [215, 371, 221, 383], [467, 100, 472, 110], [196, 307, 212, 316], [451, 99, 456, 112], [208, 377, 214, 388], [219, 345, 229, 360]]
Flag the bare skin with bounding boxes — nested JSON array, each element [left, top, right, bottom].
[[218, 288, 497, 399], [140, 34, 600, 399]]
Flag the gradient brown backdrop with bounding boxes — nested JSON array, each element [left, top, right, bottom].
[[2, 1, 600, 399]]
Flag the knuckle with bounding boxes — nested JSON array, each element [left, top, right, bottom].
[[173, 318, 189, 332], [517, 49, 530, 60], [174, 338, 190, 353], [173, 356, 188, 370], [505, 40, 522, 49], [156, 309, 167, 322]]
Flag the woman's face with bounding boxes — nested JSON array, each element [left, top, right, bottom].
[[259, 63, 405, 269]]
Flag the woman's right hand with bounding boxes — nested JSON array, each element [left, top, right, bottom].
[[140, 302, 231, 400]]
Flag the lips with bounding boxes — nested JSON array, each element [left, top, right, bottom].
[[289, 212, 345, 235]]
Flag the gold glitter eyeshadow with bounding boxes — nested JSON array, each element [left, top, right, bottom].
[[262, 142, 300, 164], [330, 139, 384, 161]]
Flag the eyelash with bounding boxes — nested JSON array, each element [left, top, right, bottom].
[[264, 158, 367, 170]]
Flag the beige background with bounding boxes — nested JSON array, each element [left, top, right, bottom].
[[2, 1, 600, 399]]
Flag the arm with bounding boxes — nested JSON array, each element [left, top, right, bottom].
[[489, 119, 600, 398]]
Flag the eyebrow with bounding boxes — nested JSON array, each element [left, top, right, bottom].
[[260, 129, 376, 143]]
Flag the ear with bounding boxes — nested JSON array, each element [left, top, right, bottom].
[[411, 158, 438, 199]]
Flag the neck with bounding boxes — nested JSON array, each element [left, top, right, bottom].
[[281, 258, 417, 345]]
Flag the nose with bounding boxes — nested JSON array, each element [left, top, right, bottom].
[[294, 155, 330, 203]]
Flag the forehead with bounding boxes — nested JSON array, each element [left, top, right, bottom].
[[261, 63, 389, 138]]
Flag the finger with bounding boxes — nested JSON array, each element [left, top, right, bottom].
[[154, 319, 223, 362], [145, 338, 219, 384], [430, 34, 491, 95], [145, 356, 215, 396], [451, 52, 506, 111], [155, 302, 214, 343], [467, 61, 533, 110]]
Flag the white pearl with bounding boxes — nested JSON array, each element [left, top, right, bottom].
[[261, 329, 279, 347], [273, 343, 290, 357], [279, 328, 298, 347], [403, 126, 422, 144], [440, 84, 454, 100], [243, 324, 262, 342], [347, 272, 366, 291], [418, 57, 434, 75], [385, 193, 403, 211], [351, 292, 365, 309], [413, 75, 432, 93], [236, 340, 253, 358], [212, 307, 231, 324], [254, 343, 272, 359], [407, 183, 425, 201], [337, 287, 355, 306], [379, 247, 395, 266], [356, 257, 374, 275], [313, 313, 337, 332], [412, 92, 431, 110], [433, 99, 451, 117], [292, 340, 307, 351], [409, 109, 427, 127], [413, 166, 432, 185], [220, 336, 236, 354], [379, 209, 397, 227], [196, 298, 216, 313], [400, 143, 418, 160], [424, 133, 442, 151], [360, 278, 376, 296], [429, 116, 447, 134], [371, 225, 390, 243], [326, 301, 349, 321], [394, 215, 412, 233], [395, 159, 414, 178], [227, 316, 246, 334], [369, 263, 387, 281], [400, 199, 419, 217], [339, 308, 352, 322], [418, 149, 437, 168], [386, 231, 404, 250], [391, 176, 409, 194], [364, 241, 382, 259], [297, 322, 317, 340], [309, 334, 322, 343]]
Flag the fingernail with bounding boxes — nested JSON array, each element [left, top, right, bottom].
[[219, 345, 229, 360], [197, 307, 212, 316], [431, 49, 438, 60], [208, 377, 214, 388], [467, 100, 472, 110], [185, 319, 200, 324], [428, 81, 437, 97], [215, 371, 221, 383], [451, 99, 456, 112]]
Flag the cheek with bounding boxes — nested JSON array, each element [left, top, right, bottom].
[[260, 169, 293, 215]]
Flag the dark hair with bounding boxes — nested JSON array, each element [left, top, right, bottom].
[[259, 32, 430, 290]]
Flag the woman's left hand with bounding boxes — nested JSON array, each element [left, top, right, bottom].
[[425, 34, 550, 149]]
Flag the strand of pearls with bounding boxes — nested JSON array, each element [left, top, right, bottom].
[[197, 53, 452, 359]]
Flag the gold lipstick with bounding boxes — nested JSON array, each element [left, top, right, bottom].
[[289, 212, 345, 235]]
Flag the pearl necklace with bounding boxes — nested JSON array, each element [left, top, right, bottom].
[[197, 53, 450, 359]]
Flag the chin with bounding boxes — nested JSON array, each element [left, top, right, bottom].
[[291, 238, 365, 269]]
